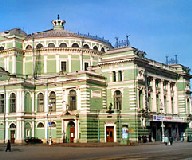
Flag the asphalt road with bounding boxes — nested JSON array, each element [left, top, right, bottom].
[[0, 142, 192, 160]]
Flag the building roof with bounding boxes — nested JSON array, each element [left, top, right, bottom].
[[25, 16, 112, 47]]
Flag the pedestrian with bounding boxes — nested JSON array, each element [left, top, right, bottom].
[[169, 137, 173, 145], [138, 135, 141, 143], [5, 140, 11, 152]]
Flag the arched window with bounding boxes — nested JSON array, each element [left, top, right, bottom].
[[59, 43, 67, 47], [37, 122, 44, 128], [72, 43, 79, 47], [68, 90, 76, 111], [36, 43, 43, 49], [114, 90, 122, 110], [10, 123, 16, 128], [93, 46, 98, 51], [10, 93, 16, 113], [0, 94, 4, 113], [51, 121, 56, 127], [26, 45, 32, 50], [101, 47, 105, 52], [48, 43, 55, 47], [83, 44, 89, 49], [49, 91, 56, 112], [37, 93, 44, 112], [0, 46, 4, 51]]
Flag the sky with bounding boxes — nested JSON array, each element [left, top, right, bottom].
[[0, 0, 192, 71]]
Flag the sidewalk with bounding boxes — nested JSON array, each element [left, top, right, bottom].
[[0, 140, 186, 148], [48, 141, 165, 147]]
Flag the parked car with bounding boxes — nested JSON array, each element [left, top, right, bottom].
[[24, 137, 43, 144]]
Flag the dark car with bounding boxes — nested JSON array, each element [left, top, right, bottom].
[[24, 137, 43, 144]]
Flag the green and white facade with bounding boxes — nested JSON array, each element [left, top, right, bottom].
[[0, 17, 191, 144]]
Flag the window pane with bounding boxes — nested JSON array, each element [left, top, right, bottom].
[[49, 91, 56, 111], [37, 93, 44, 112], [114, 90, 122, 110], [84, 62, 89, 71], [69, 90, 76, 110], [0, 94, 4, 113], [10, 93, 16, 113], [61, 61, 67, 71]]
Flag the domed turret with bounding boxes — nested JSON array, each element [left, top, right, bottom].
[[52, 15, 66, 30]]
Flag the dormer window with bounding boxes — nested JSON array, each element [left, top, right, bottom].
[[48, 43, 55, 47], [72, 43, 79, 47]]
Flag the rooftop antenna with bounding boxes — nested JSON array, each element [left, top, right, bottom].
[[166, 56, 169, 65], [126, 35, 130, 46], [57, 14, 60, 20], [175, 55, 178, 64], [115, 37, 119, 48]]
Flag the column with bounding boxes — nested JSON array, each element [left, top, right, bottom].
[[80, 53, 83, 71], [16, 118, 22, 143], [32, 118, 35, 137], [45, 115, 49, 142], [160, 80, 164, 112], [16, 90, 21, 113], [143, 87, 146, 109], [152, 78, 157, 112], [167, 82, 171, 114], [45, 85, 49, 142], [76, 88, 80, 110], [12, 55, 16, 74], [44, 86, 49, 113], [75, 118, 79, 142], [31, 91, 35, 113], [173, 84, 178, 114], [5, 89, 9, 141]]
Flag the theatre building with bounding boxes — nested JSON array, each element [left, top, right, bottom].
[[0, 17, 191, 144]]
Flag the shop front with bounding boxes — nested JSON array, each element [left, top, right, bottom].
[[150, 115, 187, 142]]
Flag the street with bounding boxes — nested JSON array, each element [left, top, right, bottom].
[[0, 142, 192, 160]]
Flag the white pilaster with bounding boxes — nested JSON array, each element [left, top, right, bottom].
[[31, 91, 35, 113], [75, 118, 79, 142], [173, 84, 178, 114], [12, 55, 16, 74], [56, 54, 59, 73], [16, 118, 22, 142], [68, 54, 71, 72], [45, 87, 49, 113], [44, 55, 47, 73]]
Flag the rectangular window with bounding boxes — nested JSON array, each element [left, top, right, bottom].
[[112, 71, 116, 82], [61, 61, 67, 72], [118, 71, 122, 81], [84, 62, 89, 71]]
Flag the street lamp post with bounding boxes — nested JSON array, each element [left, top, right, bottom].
[[160, 107, 165, 142]]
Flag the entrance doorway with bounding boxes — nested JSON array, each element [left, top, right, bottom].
[[152, 126, 157, 141], [106, 126, 114, 142], [10, 130, 15, 143], [9, 123, 16, 143], [68, 121, 75, 143]]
